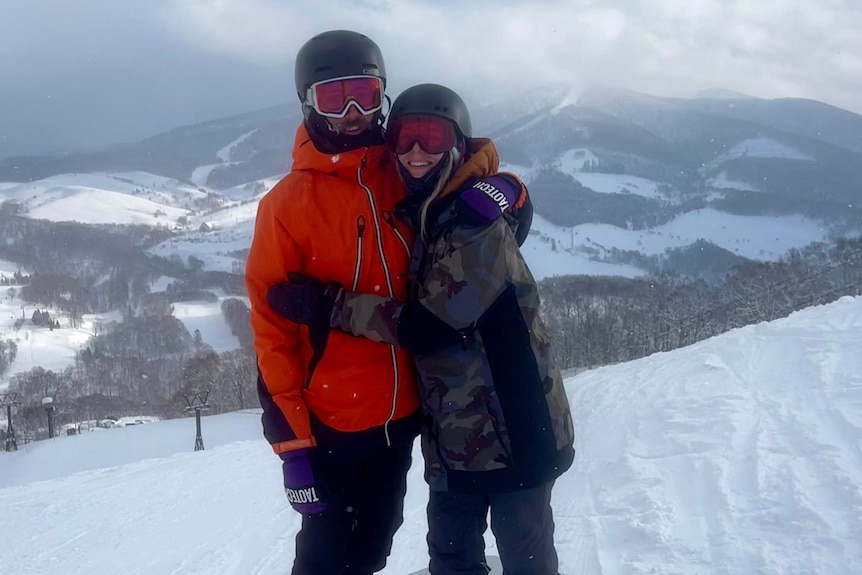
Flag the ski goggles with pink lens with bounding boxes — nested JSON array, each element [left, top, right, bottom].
[[386, 114, 456, 155], [305, 75, 384, 119]]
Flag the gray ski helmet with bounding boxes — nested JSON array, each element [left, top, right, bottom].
[[389, 84, 472, 138], [294, 30, 386, 101]]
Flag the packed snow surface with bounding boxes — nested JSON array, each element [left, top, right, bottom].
[[2, 297, 861, 573]]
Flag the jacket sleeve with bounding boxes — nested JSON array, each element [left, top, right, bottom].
[[336, 219, 512, 353], [245, 191, 315, 455], [417, 219, 511, 331], [336, 291, 464, 354]]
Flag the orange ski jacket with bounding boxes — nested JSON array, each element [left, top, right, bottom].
[[246, 123, 419, 455]]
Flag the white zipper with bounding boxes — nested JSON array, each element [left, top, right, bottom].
[[351, 215, 365, 291], [357, 160, 399, 446], [383, 211, 411, 259]]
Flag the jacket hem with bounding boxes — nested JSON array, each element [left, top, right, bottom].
[[310, 409, 422, 463], [440, 445, 575, 494]]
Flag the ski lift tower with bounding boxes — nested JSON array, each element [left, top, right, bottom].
[[183, 391, 211, 451], [1, 392, 20, 451], [42, 396, 56, 439]]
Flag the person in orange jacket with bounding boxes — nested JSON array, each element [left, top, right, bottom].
[[244, 30, 420, 575]]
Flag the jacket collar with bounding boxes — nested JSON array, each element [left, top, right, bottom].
[[290, 123, 390, 178]]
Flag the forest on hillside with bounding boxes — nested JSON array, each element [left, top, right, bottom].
[[2, 207, 862, 441]]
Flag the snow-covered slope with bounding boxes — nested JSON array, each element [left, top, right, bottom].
[[1, 164, 840, 280], [1, 172, 205, 227], [2, 296, 861, 574], [0, 259, 240, 390], [0, 260, 121, 392], [562, 296, 862, 574]]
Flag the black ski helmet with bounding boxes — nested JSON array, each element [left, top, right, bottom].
[[389, 83, 472, 138], [294, 30, 387, 154], [294, 30, 386, 99]]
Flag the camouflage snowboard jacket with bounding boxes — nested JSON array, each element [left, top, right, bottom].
[[332, 139, 575, 493]]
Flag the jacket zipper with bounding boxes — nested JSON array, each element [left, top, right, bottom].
[[352, 215, 365, 291], [383, 211, 411, 260], [357, 157, 399, 446]]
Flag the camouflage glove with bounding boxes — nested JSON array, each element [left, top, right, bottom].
[[266, 273, 343, 327], [456, 174, 522, 226]]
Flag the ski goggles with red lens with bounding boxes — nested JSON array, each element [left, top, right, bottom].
[[305, 75, 384, 119], [386, 114, 456, 155]]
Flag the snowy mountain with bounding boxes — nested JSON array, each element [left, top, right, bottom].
[[0, 104, 300, 189], [1, 172, 205, 227], [2, 296, 861, 574], [1, 85, 861, 391], [4, 83, 860, 283]]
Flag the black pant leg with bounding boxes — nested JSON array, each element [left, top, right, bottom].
[[345, 440, 414, 574], [427, 489, 491, 575], [488, 481, 559, 575], [291, 456, 363, 575]]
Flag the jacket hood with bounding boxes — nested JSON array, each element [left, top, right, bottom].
[[437, 138, 528, 212], [438, 138, 500, 199]]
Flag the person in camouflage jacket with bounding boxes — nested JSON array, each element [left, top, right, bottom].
[[268, 84, 575, 575]]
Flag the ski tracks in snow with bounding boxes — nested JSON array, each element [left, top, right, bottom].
[[560, 305, 862, 574]]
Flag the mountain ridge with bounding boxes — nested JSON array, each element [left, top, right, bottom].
[[2, 84, 861, 281]]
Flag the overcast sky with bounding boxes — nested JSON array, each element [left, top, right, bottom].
[[2, 0, 861, 160]]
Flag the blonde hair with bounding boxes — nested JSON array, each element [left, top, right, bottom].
[[418, 148, 461, 245]]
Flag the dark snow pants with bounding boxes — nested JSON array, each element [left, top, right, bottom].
[[426, 481, 559, 575], [290, 440, 413, 575]]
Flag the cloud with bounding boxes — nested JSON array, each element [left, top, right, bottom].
[[2, 0, 861, 158], [156, 0, 862, 109], [0, 0, 291, 158]]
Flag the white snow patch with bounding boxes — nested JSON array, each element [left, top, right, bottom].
[[710, 137, 814, 165], [557, 148, 600, 173], [150, 276, 175, 292], [191, 164, 220, 188], [573, 173, 665, 200], [172, 299, 241, 353], [1, 172, 200, 226], [559, 208, 828, 261], [217, 129, 258, 163], [707, 171, 760, 192]]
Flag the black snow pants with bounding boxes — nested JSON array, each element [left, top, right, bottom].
[[291, 440, 413, 575], [426, 481, 559, 575]]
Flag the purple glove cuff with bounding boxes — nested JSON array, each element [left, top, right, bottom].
[[460, 175, 521, 223], [280, 449, 327, 514]]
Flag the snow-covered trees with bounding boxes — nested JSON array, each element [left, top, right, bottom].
[[541, 236, 862, 370]]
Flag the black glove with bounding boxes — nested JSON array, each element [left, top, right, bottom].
[[267, 273, 343, 359], [267, 273, 340, 325]]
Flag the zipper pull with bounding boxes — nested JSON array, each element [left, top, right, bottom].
[[383, 210, 400, 232], [357, 215, 366, 237]]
